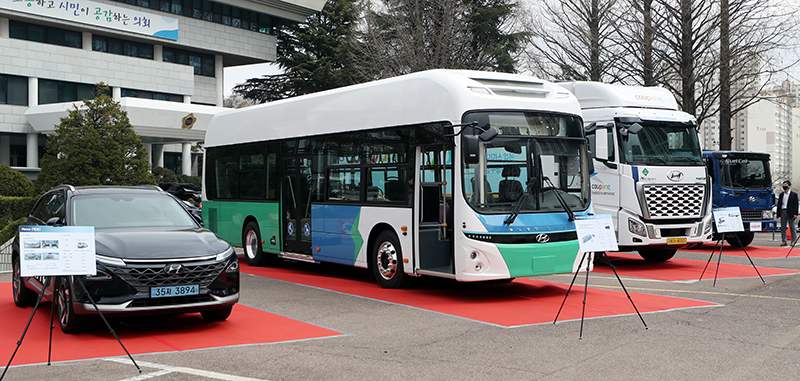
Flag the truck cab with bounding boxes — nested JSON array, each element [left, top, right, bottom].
[[561, 82, 714, 262], [703, 151, 777, 247]]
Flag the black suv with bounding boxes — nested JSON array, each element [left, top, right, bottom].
[[11, 185, 239, 333]]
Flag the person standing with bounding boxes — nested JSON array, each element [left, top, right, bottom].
[[777, 180, 799, 246]]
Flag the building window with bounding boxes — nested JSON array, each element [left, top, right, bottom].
[[38, 80, 109, 105], [163, 47, 215, 77], [9, 20, 82, 48], [92, 36, 154, 59], [121, 88, 183, 102], [0, 74, 28, 106], [110, 0, 275, 34]]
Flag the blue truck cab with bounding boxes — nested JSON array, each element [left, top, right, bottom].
[[703, 150, 777, 247]]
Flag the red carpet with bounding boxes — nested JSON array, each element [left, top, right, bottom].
[[0, 283, 344, 366], [593, 253, 800, 281], [683, 244, 793, 259], [240, 262, 719, 328]]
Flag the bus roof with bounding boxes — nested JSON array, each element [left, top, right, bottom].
[[205, 69, 582, 147]]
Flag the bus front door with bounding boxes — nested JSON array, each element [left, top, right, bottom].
[[282, 156, 313, 255], [417, 145, 454, 275]]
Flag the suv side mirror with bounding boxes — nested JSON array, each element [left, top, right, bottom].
[[46, 217, 64, 226]]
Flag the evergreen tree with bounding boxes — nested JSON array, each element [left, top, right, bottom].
[[35, 86, 155, 193], [233, 0, 359, 103]]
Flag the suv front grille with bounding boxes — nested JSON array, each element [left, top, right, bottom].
[[107, 261, 226, 293], [642, 184, 705, 219]]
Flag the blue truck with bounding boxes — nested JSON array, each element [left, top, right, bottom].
[[703, 151, 777, 247]]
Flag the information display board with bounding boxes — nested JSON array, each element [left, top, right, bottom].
[[19, 226, 96, 277], [712, 207, 745, 233], [574, 215, 619, 252]]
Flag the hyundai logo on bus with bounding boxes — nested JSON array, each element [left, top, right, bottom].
[[536, 234, 550, 243], [667, 170, 684, 182], [164, 263, 185, 275]]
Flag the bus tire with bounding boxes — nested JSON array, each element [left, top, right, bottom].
[[637, 248, 677, 262], [243, 221, 276, 266], [726, 232, 754, 247], [371, 230, 410, 289]]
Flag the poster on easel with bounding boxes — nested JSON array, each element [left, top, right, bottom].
[[574, 215, 619, 252], [19, 226, 96, 277], [712, 207, 745, 233]]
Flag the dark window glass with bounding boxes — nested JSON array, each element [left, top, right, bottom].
[[108, 39, 124, 55], [64, 30, 82, 48], [138, 44, 154, 59], [201, 55, 215, 77], [92, 36, 108, 52], [162, 48, 175, 62], [38, 80, 59, 104], [212, 3, 222, 23], [77, 84, 96, 101], [29, 25, 46, 43], [1, 75, 29, 106], [124, 42, 138, 58], [189, 55, 201, 75]]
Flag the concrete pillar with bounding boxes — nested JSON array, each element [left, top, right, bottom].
[[184, 95, 191, 104], [182, 143, 191, 175], [26, 133, 38, 168], [0, 135, 10, 166], [215, 54, 224, 107], [82, 32, 92, 51], [112, 86, 121, 100], [0, 18, 9, 38], [153, 144, 165, 168], [143, 143, 152, 167], [28, 77, 38, 106], [154, 45, 163, 61]]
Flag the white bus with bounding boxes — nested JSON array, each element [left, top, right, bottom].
[[203, 69, 593, 288], [560, 82, 713, 262]]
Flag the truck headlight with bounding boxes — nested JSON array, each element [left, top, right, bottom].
[[628, 218, 646, 237], [762, 210, 773, 220]]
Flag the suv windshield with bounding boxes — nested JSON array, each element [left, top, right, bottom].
[[620, 121, 702, 165], [71, 193, 198, 229]]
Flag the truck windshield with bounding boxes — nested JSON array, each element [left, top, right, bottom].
[[461, 112, 590, 214], [719, 157, 771, 189], [620, 121, 702, 165]]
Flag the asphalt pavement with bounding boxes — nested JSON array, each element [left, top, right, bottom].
[[2, 231, 800, 380]]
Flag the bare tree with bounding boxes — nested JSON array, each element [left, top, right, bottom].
[[519, 0, 621, 82]]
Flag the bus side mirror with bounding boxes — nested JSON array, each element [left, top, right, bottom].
[[463, 135, 480, 164], [479, 127, 498, 142]]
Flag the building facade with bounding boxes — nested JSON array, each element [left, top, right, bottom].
[[0, 0, 326, 179]]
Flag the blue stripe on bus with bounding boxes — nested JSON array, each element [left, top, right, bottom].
[[311, 204, 362, 265], [475, 211, 587, 233]]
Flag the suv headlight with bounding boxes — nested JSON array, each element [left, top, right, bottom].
[[215, 246, 235, 262], [628, 218, 646, 237]]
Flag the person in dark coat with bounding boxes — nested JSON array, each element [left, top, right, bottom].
[[777, 180, 799, 246]]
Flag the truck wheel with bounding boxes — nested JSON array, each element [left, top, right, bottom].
[[637, 248, 677, 262], [726, 232, 754, 247]]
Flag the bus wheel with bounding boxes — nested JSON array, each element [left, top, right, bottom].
[[243, 222, 275, 266], [726, 232, 754, 247], [637, 248, 677, 262], [371, 231, 410, 289]]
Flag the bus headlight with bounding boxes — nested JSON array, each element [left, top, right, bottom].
[[469, 251, 479, 260], [628, 218, 646, 237]]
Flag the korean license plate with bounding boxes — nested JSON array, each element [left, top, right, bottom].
[[667, 237, 687, 245], [150, 285, 199, 298]]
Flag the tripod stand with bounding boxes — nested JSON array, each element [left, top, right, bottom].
[[699, 234, 765, 286], [1, 276, 141, 380], [554, 251, 648, 339]]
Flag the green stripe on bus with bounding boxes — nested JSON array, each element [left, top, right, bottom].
[[496, 241, 580, 278], [350, 210, 363, 261]]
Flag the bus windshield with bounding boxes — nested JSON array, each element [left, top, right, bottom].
[[619, 121, 702, 166], [719, 156, 771, 189], [462, 112, 590, 214]]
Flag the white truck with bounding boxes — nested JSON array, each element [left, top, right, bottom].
[[560, 82, 713, 262]]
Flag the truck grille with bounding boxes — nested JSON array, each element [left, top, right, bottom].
[[740, 210, 765, 221], [642, 184, 705, 219]]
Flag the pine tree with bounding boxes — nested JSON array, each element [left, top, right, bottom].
[[35, 86, 155, 193]]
